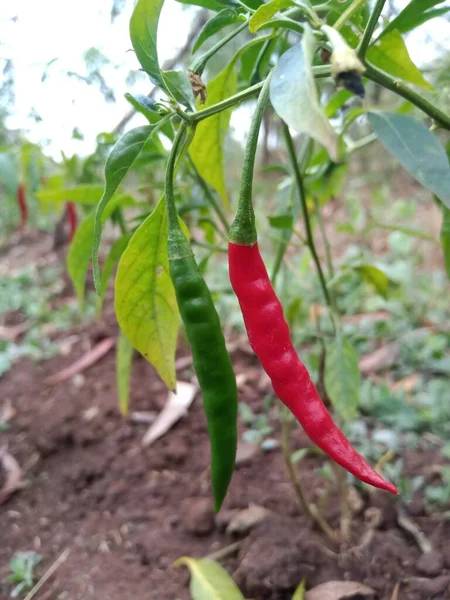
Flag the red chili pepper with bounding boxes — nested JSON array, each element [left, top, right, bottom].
[[17, 184, 27, 229], [229, 243, 397, 494], [67, 203, 77, 243], [228, 75, 397, 495]]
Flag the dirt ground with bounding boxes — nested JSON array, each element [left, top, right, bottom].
[[1, 231, 450, 600]]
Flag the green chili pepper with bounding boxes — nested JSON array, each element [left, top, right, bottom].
[[165, 122, 238, 512]]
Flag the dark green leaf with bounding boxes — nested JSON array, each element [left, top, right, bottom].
[[380, 0, 448, 37], [124, 93, 161, 119], [325, 335, 360, 420], [367, 30, 433, 90], [129, 0, 165, 87], [193, 9, 243, 53], [92, 125, 163, 292], [175, 0, 232, 10], [163, 70, 195, 108], [368, 112, 450, 208]]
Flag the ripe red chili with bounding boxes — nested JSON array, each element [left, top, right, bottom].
[[67, 203, 77, 243], [229, 243, 397, 494], [228, 74, 397, 495], [17, 184, 27, 229]]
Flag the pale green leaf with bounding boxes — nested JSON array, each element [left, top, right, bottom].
[[292, 579, 306, 600], [325, 335, 360, 420], [189, 63, 237, 206], [194, 9, 243, 53], [97, 233, 132, 315], [92, 125, 161, 293], [249, 0, 293, 33], [36, 185, 103, 205], [368, 112, 450, 208], [115, 198, 179, 391], [129, 0, 165, 87], [270, 26, 338, 161], [367, 30, 433, 90], [116, 329, 134, 416], [354, 264, 390, 298], [440, 205, 450, 282], [175, 557, 245, 600]]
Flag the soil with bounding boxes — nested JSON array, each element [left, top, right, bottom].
[[1, 234, 450, 600]]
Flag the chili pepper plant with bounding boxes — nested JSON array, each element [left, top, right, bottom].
[[80, 0, 450, 542]]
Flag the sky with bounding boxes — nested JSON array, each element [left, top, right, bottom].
[[0, 0, 449, 160]]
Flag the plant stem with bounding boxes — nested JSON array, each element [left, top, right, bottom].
[[313, 197, 334, 279], [188, 156, 230, 233], [189, 20, 249, 76], [191, 66, 331, 124], [282, 124, 332, 309], [364, 64, 450, 130], [280, 406, 337, 543], [331, 463, 352, 541], [333, 0, 366, 31], [357, 0, 387, 58]]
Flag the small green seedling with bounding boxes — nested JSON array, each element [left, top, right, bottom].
[[2, 551, 42, 598]]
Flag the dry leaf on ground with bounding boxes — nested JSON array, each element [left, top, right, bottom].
[[45, 337, 115, 384], [0, 322, 30, 341], [359, 342, 400, 375], [0, 446, 23, 505], [142, 381, 196, 447], [305, 581, 376, 600], [226, 505, 271, 536]]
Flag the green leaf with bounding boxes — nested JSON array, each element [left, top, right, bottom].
[[175, 0, 228, 10], [292, 579, 306, 600], [270, 26, 338, 161], [379, 0, 449, 37], [325, 335, 360, 420], [92, 125, 162, 293], [68, 196, 135, 308], [97, 233, 132, 315], [189, 62, 237, 206], [194, 9, 243, 53], [249, 0, 293, 33], [36, 185, 103, 205], [268, 214, 294, 229], [368, 112, 450, 209], [367, 30, 433, 90], [354, 264, 390, 298], [129, 0, 165, 87], [124, 93, 161, 120], [67, 213, 95, 308], [440, 205, 450, 282], [116, 330, 134, 416], [115, 198, 179, 391], [164, 70, 195, 109], [175, 557, 245, 600]]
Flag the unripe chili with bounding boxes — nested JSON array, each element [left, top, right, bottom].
[[165, 123, 238, 512], [228, 75, 397, 495]]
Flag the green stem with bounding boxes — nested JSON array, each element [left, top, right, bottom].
[[188, 156, 230, 233], [313, 197, 334, 279], [364, 64, 450, 130], [282, 124, 332, 309], [357, 0, 387, 58], [229, 74, 273, 246], [189, 20, 249, 76], [191, 239, 228, 254], [165, 123, 188, 234], [333, 0, 366, 31]]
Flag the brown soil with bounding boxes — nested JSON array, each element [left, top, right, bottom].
[[1, 234, 450, 600]]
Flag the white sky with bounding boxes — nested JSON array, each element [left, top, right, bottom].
[[1, 0, 449, 160]]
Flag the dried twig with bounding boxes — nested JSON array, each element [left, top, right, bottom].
[[22, 548, 70, 600]]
